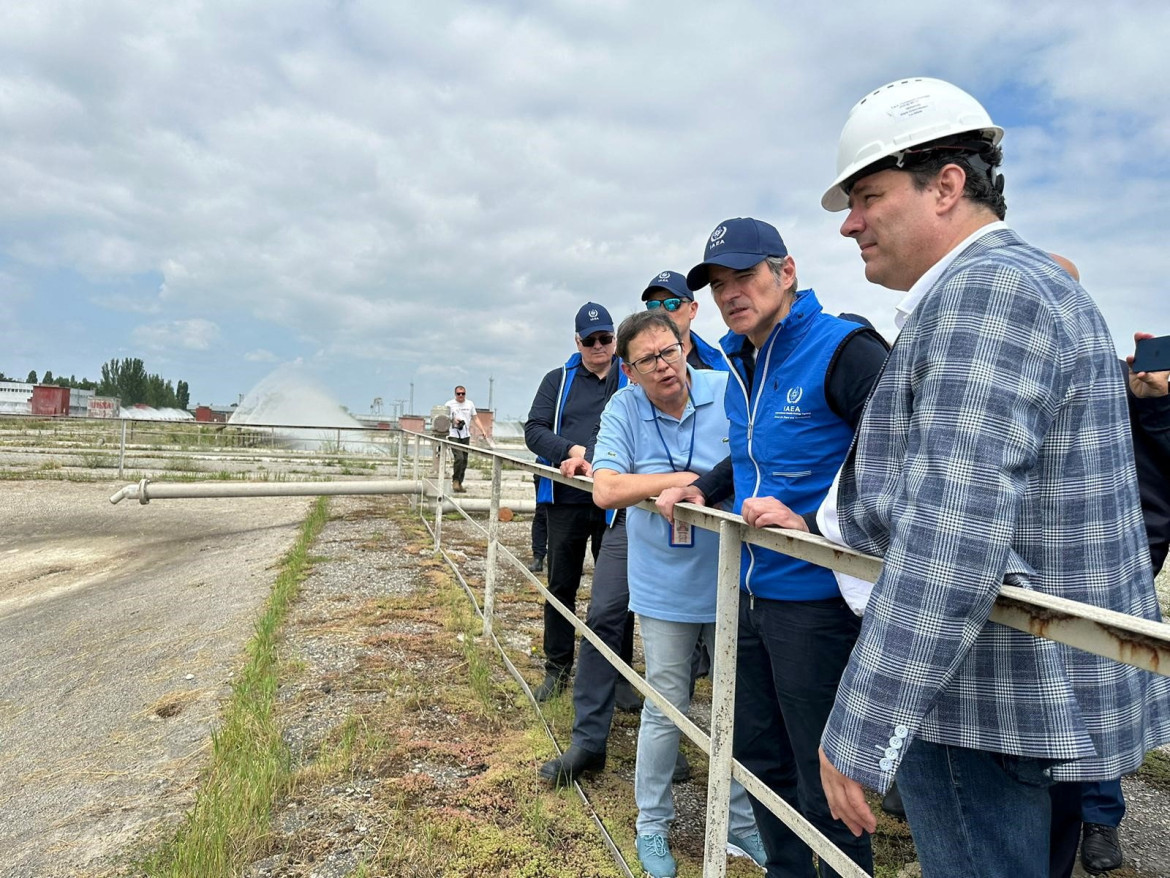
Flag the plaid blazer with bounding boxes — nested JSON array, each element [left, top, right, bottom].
[[822, 228, 1170, 791]]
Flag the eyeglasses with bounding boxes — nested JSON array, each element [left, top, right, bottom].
[[645, 297, 685, 312], [630, 342, 683, 374], [455, 392, 465, 396], [579, 333, 614, 347]]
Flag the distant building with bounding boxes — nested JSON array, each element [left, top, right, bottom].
[[0, 381, 33, 415], [87, 396, 120, 419], [31, 385, 71, 416], [194, 404, 236, 423]]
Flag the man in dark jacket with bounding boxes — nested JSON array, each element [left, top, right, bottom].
[[524, 302, 625, 701]]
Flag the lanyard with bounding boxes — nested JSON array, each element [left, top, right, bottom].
[[653, 403, 697, 473]]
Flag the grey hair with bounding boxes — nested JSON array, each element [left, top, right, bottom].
[[765, 256, 798, 295]]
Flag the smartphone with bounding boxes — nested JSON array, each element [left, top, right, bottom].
[[1132, 335, 1170, 373]]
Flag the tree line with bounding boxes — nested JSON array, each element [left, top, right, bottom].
[[0, 359, 191, 409]]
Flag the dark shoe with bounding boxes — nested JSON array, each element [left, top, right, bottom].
[[537, 744, 606, 787], [672, 749, 691, 784], [615, 679, 642, 713], [1081, 823, 1123, 873], [533, 671, 568, 702], [880, 781, 906, 819], [527, 556, 544, 573]]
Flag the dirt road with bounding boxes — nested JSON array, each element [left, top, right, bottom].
[[0, 481, 310, 878]]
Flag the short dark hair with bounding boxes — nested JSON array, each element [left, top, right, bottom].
[[454, 385, 466, 393], [616, 310, 681, 363], [903, 136, 1007, 220]]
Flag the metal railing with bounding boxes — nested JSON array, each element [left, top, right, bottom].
[[416, 432, 1170, 878], [106, 428, 1170, 877]]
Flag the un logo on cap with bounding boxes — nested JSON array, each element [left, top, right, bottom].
[[710, 226, 727, 243], [588, 309, 599, 320], [658, 272, 670, 281]]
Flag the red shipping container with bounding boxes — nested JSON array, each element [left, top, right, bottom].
[[31, 385, 71, 416]]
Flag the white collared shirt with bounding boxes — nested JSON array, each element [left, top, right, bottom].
[[817, 220, 1011, 614]]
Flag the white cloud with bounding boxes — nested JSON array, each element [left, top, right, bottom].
[[0, 1, 1167, 417], [130, 318, 219, 352]]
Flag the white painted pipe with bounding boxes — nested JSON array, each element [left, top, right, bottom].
[[108, 478, 534, 511]]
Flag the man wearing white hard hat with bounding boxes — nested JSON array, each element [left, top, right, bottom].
[[764, 77, 1170, 876]]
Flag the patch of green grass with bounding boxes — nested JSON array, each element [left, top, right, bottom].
[[139, 496, 329, 877], [1137, 747, 1170, 792], [78, 452, 115, 468]]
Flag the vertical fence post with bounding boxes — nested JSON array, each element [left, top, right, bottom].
[[412, 433, 421, 482], [118, 419, 127, 478], [434, 438, 446, 551], [702, 518, 744, 878], [483, 456, 502, 640], [395, 429, 404, 479]]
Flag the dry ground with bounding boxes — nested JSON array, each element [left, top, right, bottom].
[[3, 468, 1168, 877]]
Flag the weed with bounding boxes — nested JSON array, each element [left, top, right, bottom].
[[1138, 748, 1170, 792], [78, 452, 115, 469], [139, 497, 329, 877]]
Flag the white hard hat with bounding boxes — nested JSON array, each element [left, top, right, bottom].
[[822, 77, 1004, 212]]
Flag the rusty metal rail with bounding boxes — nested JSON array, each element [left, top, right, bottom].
[[419, 433, 1170, 878]]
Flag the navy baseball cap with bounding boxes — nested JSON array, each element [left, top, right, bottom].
[[575, 301, 614, 336], [686, 218, 789, 290], [640, 270, 694, 302]]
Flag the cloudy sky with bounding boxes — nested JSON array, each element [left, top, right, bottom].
[[2, 1, 1168, 422]]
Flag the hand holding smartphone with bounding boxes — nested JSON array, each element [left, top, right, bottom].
[[1132, 335, 1170, 374], [1128, 333, 1170, 400]]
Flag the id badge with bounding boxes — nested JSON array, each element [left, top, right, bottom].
[[669, 517, 694, 548]]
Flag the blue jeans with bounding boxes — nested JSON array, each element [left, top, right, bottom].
[[634, 615, 757, 838], [732, 596, 872, 878], [898, 739, 1055, 878]]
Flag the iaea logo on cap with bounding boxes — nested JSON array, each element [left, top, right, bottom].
[[588, 309, 599, 320], [658, 272, 670, 281], [710, 226, 727, 245]]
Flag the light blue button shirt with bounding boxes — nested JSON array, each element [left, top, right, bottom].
[[592, 368, 730, 623]]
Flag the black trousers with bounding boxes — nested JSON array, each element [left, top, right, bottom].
[[543, 503, 607, 675], [451, 436, 470, 483], [531, 475, 549, 558], [570, 513, 635, 752]]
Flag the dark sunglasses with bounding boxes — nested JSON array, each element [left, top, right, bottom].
[[579, 333, 614, 347], [455, 391, 466, 396], [645, 297, 685, 312]]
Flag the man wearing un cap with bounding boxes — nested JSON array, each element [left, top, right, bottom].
[[640, 270, 725, 370], [658, 217, 887, 877], [524, 302, 627, 702]]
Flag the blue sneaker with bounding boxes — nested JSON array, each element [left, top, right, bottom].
[[636, 833, 677, 878], [727, 829, 767, 868]]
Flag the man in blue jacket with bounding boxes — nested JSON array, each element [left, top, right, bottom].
[[524, 302, 625, 701], [661, 217, 887, 877]]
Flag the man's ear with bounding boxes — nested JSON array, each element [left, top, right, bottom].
[[934, 164, 967, 214], [620, 362, 637, 384]]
